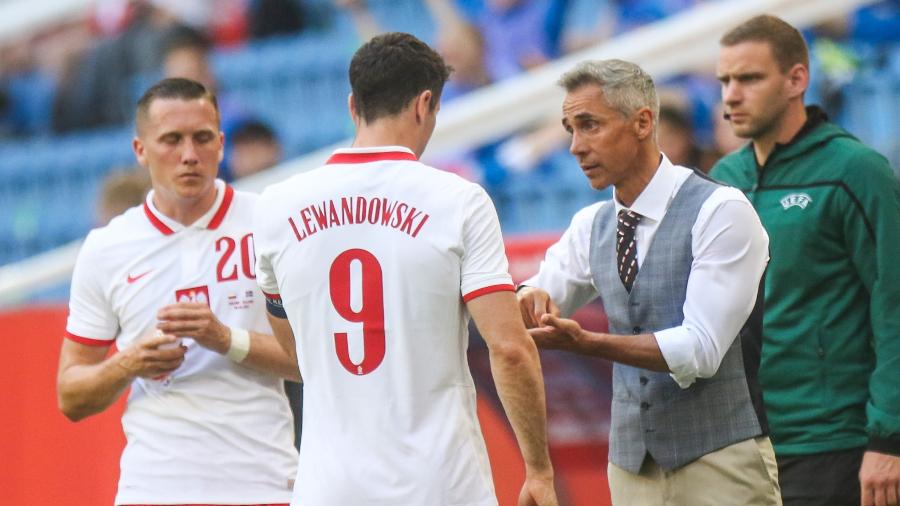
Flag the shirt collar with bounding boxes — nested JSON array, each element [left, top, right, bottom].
[[143, 179, 234, 235], [613, 154, 676, 224], [326, 146, 418, 165]]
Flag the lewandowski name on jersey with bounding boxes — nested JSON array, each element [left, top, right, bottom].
[[288, 196, 430, 241]]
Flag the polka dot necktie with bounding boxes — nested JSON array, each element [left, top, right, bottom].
[[616, 209, 642, 293]]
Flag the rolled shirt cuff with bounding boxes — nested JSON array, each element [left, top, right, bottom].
[[654, 326, 700, 389]]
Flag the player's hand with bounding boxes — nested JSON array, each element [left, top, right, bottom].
[[518, 472, 558, 506], [156, 302, 230, 354], [527, 313, 583, 352], [861, 450, 900, 506], [516, 287, 560, 329], [116, 331, 187, 379]]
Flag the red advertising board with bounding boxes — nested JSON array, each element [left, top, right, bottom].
[[0, 235, 610, 505]]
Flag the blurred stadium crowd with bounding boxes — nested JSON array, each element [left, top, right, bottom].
[[0, 0, 898, 270]]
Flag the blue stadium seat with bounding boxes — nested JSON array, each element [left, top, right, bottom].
[[0, 126, 134, 265], [6, 72, 56, 136], [2, 3, 896, 276], [843, 72, 898, 166]]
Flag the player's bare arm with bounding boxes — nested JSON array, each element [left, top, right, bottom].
[[467, 290, 558, 506], [529, 313, 669, 372], [515, 286, 560, 329], [265, 313, 301, 383], [57, 331, 186, 421], [156, 301, 300, 381]]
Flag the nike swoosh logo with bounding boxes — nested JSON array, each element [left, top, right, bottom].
[[127, 270, 152, 284]]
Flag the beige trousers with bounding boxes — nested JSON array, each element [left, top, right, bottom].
[[607, 436, 782, 506]]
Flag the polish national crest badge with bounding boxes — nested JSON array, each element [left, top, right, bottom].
[[175, 285, 211, 306]]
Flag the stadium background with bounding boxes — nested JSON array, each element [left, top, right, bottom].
[[0, 0, 897, 504]]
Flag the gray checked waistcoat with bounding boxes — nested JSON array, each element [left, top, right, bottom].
[[589, 172, 768, 473]]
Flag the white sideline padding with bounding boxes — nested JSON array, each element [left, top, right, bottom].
[[0, 0, 876, 307], [0, 0, 97, 45]]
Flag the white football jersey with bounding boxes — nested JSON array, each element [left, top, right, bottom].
[[255, 146, 514, 506], [66, 180, 297, 505]]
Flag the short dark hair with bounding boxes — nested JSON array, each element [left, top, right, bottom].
[[659, 103, 692, 131], [136, 78, 219, 131], [162, 25, 211, 57], [349, 32, 452, 123], [720, 15, 809, 71], [231, 119, 278, 145]]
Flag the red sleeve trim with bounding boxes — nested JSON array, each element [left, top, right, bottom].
[[262, 290, 282, 301], [143, 201, 175, 235], [65, 332, 114, 347], [207, 184, 235, 230], [462, 284, 516, 302]]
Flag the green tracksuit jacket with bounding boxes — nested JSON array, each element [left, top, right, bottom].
[[711, 107, 900, 456]]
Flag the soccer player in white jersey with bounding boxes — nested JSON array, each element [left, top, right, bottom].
[[57, 78, 299, 506], [253, 33, 558, 506]]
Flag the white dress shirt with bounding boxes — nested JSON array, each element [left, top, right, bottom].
[[524, 155, 769, 388]]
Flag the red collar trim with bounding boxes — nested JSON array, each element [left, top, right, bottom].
[[326, 151, 418, 165], [143, 184, 234, 235], [207, 184, 234, 230], [143, 201, 175, 236]]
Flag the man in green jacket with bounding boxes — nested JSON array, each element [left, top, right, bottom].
[[711, 15, 900, 506]]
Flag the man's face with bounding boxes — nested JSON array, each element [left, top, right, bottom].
[[562, 84, 640, 190], [438, 26, 484, 85], [658, 116, 693, 168], [133, 97, 223, 203], [164, 48, 216, 91], [717, 41, 793, 140], [231, 139, 282, 179]]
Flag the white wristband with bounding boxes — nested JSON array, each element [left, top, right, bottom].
[[226, 327, 251, 363]]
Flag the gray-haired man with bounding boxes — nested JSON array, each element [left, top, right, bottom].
[[517, 59, 780, 503]]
